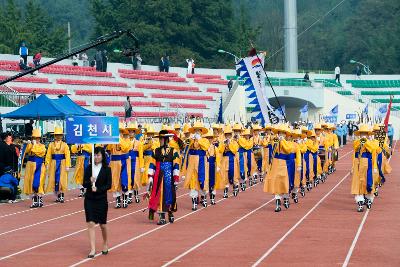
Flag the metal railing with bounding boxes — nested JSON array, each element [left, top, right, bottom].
[[0, 87, 30, 107]]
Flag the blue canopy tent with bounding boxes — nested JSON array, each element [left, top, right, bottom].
[[1, 95, 104, 119]]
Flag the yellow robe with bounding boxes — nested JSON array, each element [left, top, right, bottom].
[[206, 141, 223, 191], [45, 141, 71, 193], [23, 143, 46, 195], [107, 137, 132, 192], [184, 138, 210, 191], [262, 135, 273, 174], [130, 138, 144, 190], [71, 144, 92, 185], [264, 140, 300, 194], [351, 140, 378, 195], [220, 139, 240, 186], [141, 138, 159, 186]]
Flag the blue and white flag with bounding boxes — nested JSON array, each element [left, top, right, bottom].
[[329, 105, 339, 116], [275, 105, 286, 120], [362, 104, 369, 116], [375, 104, 388, 120], [299, 103, 308, 120]]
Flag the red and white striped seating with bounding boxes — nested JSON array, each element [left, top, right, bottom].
[[94, 100, 161, 107], [187, 74, 221, 79], [193, 78, 228, 85], [135, 83, 199, 92], [75, 89, 144, 97], [113, 111, 178, 117], [11, 86, 67, 95], [206, 87, 221, 93], [120, 73, 186, 83], [150, 93, 214, 101], [169, 103, 207, 109], [57, 78, 127, 87], [118, 69, 178, 77], [0, 75, 49, 83]]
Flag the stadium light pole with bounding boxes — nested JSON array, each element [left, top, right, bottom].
[[350, 59, 372, 75], [218, 49, 240, 62]]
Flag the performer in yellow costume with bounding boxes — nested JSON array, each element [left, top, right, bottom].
[[264, 125, 301, 212], [45, 127, 71, 203], [351, 125, 378, 212], [291, 129, 307, 203], [23, 128, 46, 208], [71, 144, 92, 197], [180, 123, 191, 181], [127, 121, 143, 204], [251, 124, 264, 185], [238, 128, 256, 191], [141, 125, 159, 187], [314, 123, 328, 184], [184, 121, 210, 210], [262, 124, 274, 184], [107, 124, 132, 208], [203, 128, 221, 205], [220, 124, 240, 198], [323, 123, 339, 174]]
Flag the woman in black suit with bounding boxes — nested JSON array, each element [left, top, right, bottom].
[[83, 146, 112, 258]]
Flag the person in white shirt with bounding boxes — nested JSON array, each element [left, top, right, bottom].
[[334, 66, 340, 83]]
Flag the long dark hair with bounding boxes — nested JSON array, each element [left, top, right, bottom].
[[94, 146, 108, 166]]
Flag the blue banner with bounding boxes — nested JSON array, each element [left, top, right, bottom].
[[323, 115, 338, 123], [66, 116, 119, 144]]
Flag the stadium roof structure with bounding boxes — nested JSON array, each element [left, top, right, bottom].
[[1, 94, 103, 119]]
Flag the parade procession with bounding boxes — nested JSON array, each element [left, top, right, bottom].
[[12, 119, 393, 224]]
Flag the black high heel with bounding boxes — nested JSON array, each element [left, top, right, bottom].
[[102, 250, 109, 255], [88, 253, 95, 258]]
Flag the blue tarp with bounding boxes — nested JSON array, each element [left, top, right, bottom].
[[1, 95, 103, 119]]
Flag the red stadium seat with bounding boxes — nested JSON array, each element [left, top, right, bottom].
[[187, 74, 221, 79], [120, 73, 186, 83], [94, 100, 161, 107], [75, 89, 144, 97], [56, 78, 127, 87], [206, 88, 221, 93], [134, 83, 199, 92], [169, 103, 207, 109], [0, 75, 49, 83], [118, 69, 178, 77], [113, 111, 178, 117], [40, 68, 112, 77], [11, 86, 67, 95], [151, 93, 214, 101], [193, 78, 228, 85]]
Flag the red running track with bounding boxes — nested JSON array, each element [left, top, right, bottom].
[[0, 143, 398, 267]]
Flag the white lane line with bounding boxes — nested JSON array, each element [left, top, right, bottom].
[[0, 192, 188, 261], [69, 183, 262, 267], [252, 172, 351, 266], [162, 198, 275, 267], [342, 140, 397, 267]]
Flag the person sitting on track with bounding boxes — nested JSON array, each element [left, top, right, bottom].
[[0, 166, 19, 203]]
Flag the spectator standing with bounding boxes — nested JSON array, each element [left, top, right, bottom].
[[19, 42, 28, 65], [186, 58, 194, 74], [227, 78, 233, 91], [164, 56, 170, 73], [387, 124, 394, 148], [334, 66, 340, 83], [159, 57, 165, 72], [102, 50, 108, 72], [303, 72, 310, 82], [81, 53, 89, 67], [95, 50, 103, 72], [28, 90, 37, 103], [355, 65, 362, 79], [33, 51, 42, 67], [0, 132, 19, 176], [342, 122, 348, 145], [124, 96, 132, 118], [25, 120, 34, 138], [72, 54, 79, 66], [136, 53, 142, 70], [334, 124, 343, 147]]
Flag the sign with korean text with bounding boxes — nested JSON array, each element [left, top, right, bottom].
[[346, 113, 357, 120], [66, 116, 119, 144]]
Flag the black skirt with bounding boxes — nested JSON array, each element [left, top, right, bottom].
[[84, 196, 108, 224]]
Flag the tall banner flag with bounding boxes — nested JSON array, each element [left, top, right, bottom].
[[324, 104, 338, 123], [375, 104, 387, 121], [237, 53, 280, 124], [384, 96, 393, 132], [299, 103, 308, 121]]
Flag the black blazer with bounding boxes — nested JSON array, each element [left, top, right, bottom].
[[83, 164, 112, 199]]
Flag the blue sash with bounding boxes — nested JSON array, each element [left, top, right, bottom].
[[268, 144, 273, 165], [28, 156, 44, 192], [181, 144, 190, 169], [238, 148, 246, 178], [312, 152, 318, 176], [52, 154, 65, 192], [377, 152, 385, 182], [161, 161, 173, 205], [189, 149, 206, 189], [129, 150, 139, 186], [111, 153, 129, 191], [223, 151, 235, 184], [143, 150, 153, 157], [275, 153, 296, 191], [304, 151, 310, 180], [246, 149, 252, 174], [82, 151, 91, 171], [355, 152, 373, 192], [208, 156, 216, 190]]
